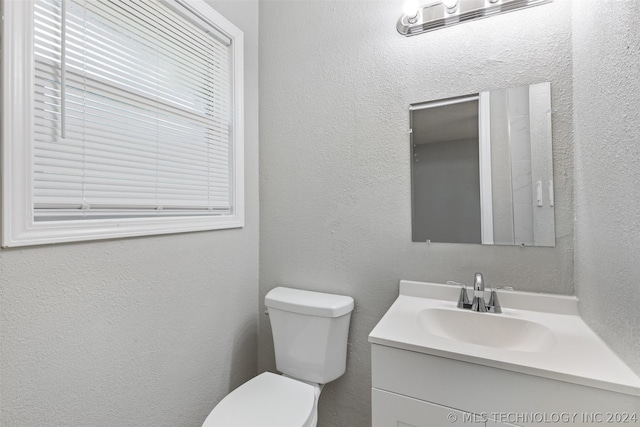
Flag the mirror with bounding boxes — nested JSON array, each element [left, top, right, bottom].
[[410, 82, 555, 246]]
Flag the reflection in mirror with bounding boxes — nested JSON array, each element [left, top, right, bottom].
[[410, 82, 555, 247]]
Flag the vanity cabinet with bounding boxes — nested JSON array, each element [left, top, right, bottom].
[[373, 388, 516, 427], [486, 421, 518, 427], [369, 281, 640, 427], [373, 388, 475, 427], [371, 344, 640, 427]]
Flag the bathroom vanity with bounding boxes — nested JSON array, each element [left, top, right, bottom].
[[369, 281, 640, 426]]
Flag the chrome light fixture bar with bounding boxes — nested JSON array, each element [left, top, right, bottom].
[[397, 0, 553, 37]]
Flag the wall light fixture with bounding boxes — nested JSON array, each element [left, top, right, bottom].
[[397, 0, 553, 37], [403, 0, 421, 23]]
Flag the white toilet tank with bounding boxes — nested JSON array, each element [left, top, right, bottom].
[[265, 287, 354, 385]]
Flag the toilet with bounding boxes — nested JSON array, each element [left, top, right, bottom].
[[202, 287, 355, 427]]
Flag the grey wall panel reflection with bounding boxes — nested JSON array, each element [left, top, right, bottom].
[[412, 139, 482, 243], [490, 88, 515, 245], [508, 85, 535, 245], [529, 83, 555, 247]]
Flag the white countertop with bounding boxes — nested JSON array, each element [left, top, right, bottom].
[[368, 280, 640, 397]]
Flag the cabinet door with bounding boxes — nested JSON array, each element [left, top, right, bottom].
[[373, 388, 475, 427], [486, 421, 519, 427]]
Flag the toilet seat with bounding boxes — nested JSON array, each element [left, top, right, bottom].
[[202, 372, 317, 427]]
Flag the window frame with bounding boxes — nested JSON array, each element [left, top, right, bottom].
[[1, 0, 245, 247]]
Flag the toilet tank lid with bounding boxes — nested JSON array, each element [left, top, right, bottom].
[[265, 287, 354, 318]]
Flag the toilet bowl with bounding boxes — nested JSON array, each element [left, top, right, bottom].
[[202, 287, 354, 427]]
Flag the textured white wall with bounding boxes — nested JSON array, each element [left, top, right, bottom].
[[0, 1, 259, 425], [572, 0, 640, 374], [259, 1, 574, 426]]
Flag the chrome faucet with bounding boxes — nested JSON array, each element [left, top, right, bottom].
[[451, 273, 503, 314], [471, 273, 487, 312]]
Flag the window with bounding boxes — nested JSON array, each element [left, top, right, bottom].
[[2, 0, 244, 247]]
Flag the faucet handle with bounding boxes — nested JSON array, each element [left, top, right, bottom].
[[487, 286, 514, 313], [448, 281, 470, 308], [487, 288, 502, 313]]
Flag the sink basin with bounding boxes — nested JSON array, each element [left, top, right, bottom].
[[417, 307, 557, 352]]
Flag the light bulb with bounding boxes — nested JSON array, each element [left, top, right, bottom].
[[403, 0, 420, 19], [443, 0, 459, 12]]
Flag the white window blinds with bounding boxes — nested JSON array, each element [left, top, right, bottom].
[[33, 0, 234, 220]]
